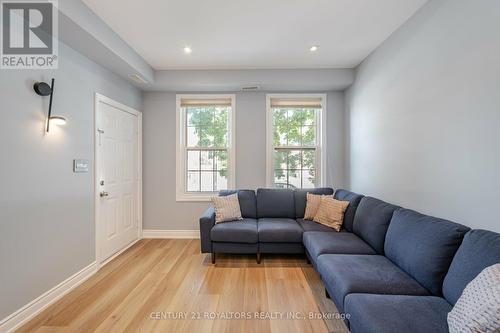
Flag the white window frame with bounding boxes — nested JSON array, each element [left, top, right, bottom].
[[176, 94, 236, 201], [266, 93, 327, 188]]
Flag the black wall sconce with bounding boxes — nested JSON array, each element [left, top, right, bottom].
[[34, 78, 66, 132]]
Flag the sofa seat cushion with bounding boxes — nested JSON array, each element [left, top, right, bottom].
[[210, 218, 258, 244], [303, 232, 376, 267], [317, 254, 430, 312], [345, 294, 452, 333], [257, 218, 303, 243], [298, 218, 337, 232], [384, 208, 470, 296]]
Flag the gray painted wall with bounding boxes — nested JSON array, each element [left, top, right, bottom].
[[0, 42, 142, 319], [345, 0, 500, 232], [143, 91, 346, 230]]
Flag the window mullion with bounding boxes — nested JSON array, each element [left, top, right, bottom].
[[198, 148, 202, 192], [300, 149, 303, 188], [186, 146, 227, 150], [213, 150, 216, 192], [286, 149, 289, 187]]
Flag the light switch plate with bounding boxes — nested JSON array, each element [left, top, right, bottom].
[[73, 159, 89, 173]]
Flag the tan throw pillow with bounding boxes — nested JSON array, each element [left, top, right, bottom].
[[313, 196, 350, 231], [304, 193, 323, 220], [211, 193, 243, 223]]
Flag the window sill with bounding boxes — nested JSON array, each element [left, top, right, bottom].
[[176, 193, 216, 202]]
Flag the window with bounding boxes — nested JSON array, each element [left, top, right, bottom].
[[266, 94, 326, 189], [176, 94, 235, 201]]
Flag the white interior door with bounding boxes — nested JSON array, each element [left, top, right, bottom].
[[96, 94, 141, 264]]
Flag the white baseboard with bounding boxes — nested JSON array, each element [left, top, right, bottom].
[[0, 261, 98, 333], [142, 229, 200, 239], [0, 232, 194, 332]]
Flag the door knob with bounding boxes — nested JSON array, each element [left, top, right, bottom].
[[100, 191, 109, 197]]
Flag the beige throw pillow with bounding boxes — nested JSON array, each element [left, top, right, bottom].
[[447, 264, 500, 333], [313, 196, 350, 232], [304, 193, 323, 220], [211, 193, 243, 223]]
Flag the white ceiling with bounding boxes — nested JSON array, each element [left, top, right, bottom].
[[83, 0, 428, 70]]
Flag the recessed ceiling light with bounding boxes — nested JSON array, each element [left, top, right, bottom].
[[183, 46, 192, 54], [310, 45, 319, 52]]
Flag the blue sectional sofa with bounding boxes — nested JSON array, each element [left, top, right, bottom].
[[200, 188, 334, 263], [199, 188, 500, 332]]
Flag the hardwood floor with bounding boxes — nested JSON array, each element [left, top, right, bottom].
[[17, 239, 349, 333]]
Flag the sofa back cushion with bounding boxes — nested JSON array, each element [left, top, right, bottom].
[[256, 188, 295, 218], [442, 229, 500, 305], [294, 187, 334, 218], [352, 197, 399, 254], [219, 189, 257, 219], [333, 189, 364, 232], [384, 208, 470, 296]]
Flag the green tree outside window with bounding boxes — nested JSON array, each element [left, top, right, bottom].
[[273, 107, 317, 189], [186, 106, 230, 192]]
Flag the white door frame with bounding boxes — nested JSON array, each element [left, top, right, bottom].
[[94, 93, 142, 269]]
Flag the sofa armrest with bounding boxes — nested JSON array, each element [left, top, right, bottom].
[[199, 206, 216, 253]]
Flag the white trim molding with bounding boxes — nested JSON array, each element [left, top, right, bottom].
[[265, 93, 327, 188], [142, 229, 200, 239], [0, 262, 98, 333], [175, 94, 236, 202]]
